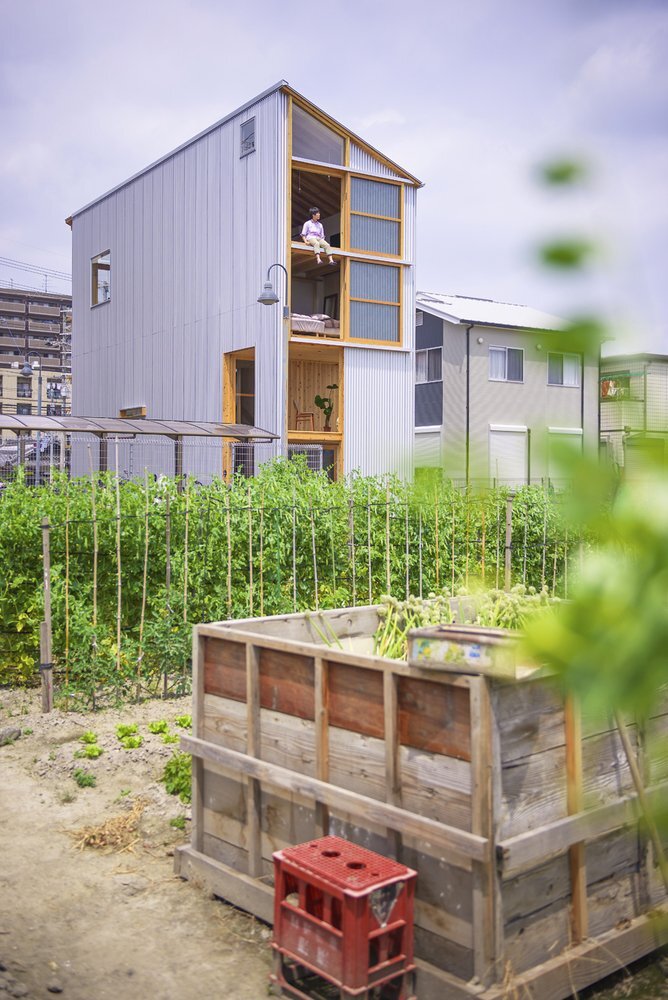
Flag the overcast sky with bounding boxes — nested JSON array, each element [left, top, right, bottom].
[[1, 0, 666, 354]]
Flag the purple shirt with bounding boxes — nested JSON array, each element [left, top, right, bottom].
[[302, 219, 324, 240]]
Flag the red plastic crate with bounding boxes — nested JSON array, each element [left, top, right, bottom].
[[271, 836, 416, 999]]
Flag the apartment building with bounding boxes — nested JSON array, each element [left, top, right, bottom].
[[414, 291, 599, 485]]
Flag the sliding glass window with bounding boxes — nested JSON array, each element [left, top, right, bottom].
[[349, 261, 401, 343], [350, 177, 401, 256]]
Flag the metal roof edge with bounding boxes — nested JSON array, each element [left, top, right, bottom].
[[416, 293, 566, 333], [601, 352, 668, 364], [68, 80, 288, 221]]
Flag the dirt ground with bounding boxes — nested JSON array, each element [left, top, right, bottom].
[[1, 689, 666, 1000], [0, 688, 272, 1000]]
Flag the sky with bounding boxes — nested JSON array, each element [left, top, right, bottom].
[[1, 0, 666, 355]]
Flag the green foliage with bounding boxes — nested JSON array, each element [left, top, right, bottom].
[[120, 734, 143, 750], [174, 714, 192, 729], [0, 464, 581, 697], [147, 720, 169, 734], [80, 731, 98, 744], [162, 733, 179, 744], [73, 768, 96, 788], [162, 752, 192, 803], [170, 814, 186, 830], [539, 238, 596, 269], [116, 723, 139, 740], [74, 745, 104, 759]]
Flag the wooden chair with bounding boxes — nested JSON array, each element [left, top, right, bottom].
[[293, 400, 315, 431]]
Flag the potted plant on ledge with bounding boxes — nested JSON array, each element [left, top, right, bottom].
[[314, 384, 338, 432]]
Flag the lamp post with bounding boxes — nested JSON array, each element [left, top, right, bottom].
[[22, 353, 43, 485], [257, 263, 290, 454]]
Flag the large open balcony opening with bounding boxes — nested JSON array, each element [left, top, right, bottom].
[[291, 168, 341, 247], [290, 247, 342, 340]]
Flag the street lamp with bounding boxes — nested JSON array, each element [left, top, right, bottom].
[[22, 353, 43, 485], [257, 264, 290, 453]]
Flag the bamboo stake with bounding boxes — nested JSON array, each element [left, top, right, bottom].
[[349, 496, 356, 607], [65, 492, 70, 686], [165, 492, 172, 598], [330, 507, 336, 596], [226, 497, 232, 615], [405, 499, 409, 600], [481, 506, 486, 586], [137, 469, 150, 699], [465, 493, 470, 588], [247, 485, 253, 617], [435, 491, 441, 590], [259, 490, 264, 617], [495, 498, 501, 590], [86, 445, 98, 630], [564, 526, 569, 599], [552, 541, 559, 597], [183, 478, 190, 625], [418, 507, 423, 599], [541, 486, 548, 591], [114, 437, 122, 681], [367, 485, 372, 604], [614, 712, 668, 894], [522, 500, 528, 586], [385, 480, 391, 595], [310, 499, 319, 610], [292, 487, 297, 612], [40, 518, 53, 713]]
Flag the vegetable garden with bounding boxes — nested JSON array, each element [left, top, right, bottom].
[[0, 458, 581, 703]]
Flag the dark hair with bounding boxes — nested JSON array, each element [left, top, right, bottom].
[[309, 207, 320, 217]]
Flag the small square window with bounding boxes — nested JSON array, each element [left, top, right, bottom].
[[240, 119, 255, 157], [548, 352, 580, 387], [91, 251, 111, 306], [416, 348, 442, 384], [489, 346, 523, 382]]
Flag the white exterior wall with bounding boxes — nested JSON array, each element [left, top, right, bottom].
[[71, 90, 288, 474], [344, 347, 413, 477]]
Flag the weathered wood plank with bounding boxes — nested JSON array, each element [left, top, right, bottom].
[[398, 675, 471, 759], [183, 733, 488, 865], [245, 643, 262, 878], [498, 782, 668, 876], [314, 655, 329, 837], [565, 695, 588, 943]]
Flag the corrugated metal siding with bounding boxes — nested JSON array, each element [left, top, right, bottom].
[[350, 216, 400, 255], [349, 142, 403, 179], [350, 261, 399, 301], [415, 431, 442, 468], [350, 301, 400, 342], [71, 90, 288, 475], [351, 177, 400, 216], [344, 347, 413, 478]]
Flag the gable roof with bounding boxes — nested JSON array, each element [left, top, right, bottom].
[[68, 81, 421, 222], [417, 291, 565, 332]]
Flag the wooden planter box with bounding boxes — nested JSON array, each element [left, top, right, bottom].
[[175, 606, 668, 1000]]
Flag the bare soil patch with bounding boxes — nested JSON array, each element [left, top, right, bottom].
[[0, 689, 272, 1000]]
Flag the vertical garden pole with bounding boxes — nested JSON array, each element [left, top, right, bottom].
[[226, 497, 232, 615], [247, 485, 253, 617], [114, 437, 122, 680], [504, 492, 514, 592], [259, 490, 265, 618], [138, 469, 150, 698], [435, 491, 441, 590], [465, 492, 470, 588], [349, 496, 356, 607], [292, 487, 297, 612], [385, 480, 391, 596], [40, 518, 53, 713], [541, 484, 548, 592], [405, 498, 410, 600], [481, 505, 486, 586], [367, 485, 372, 604], [87, 445, 98, 631], [183, 478, 190, 625], [310, 499, 319, 610], [65, 493, 70, 686], [522, 499, 528, 587], [330, 507, 336, 596], [418, 507, 423, 599]]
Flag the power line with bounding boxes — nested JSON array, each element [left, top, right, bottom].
[[0, 256, 72, 281]]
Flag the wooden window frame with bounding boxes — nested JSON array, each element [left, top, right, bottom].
[[347, 174, 404, 260], [91, 251, 111, 308], [346, 259, 403, 347]]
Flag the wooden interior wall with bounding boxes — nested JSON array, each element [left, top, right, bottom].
[[288, 358, 340, 431]]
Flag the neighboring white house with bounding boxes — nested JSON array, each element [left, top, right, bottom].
[[68, 82, 421, 481], [600, 353, 668, 470], [414, 291, 599, 486]]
